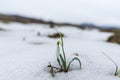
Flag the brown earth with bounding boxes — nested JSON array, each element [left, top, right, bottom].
[[107, 34, 120, 44], [0, 13, 85, 29]]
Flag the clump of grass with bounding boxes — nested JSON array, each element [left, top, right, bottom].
[[102, 52, 120, 76], [48, 32, 81, 77], [0, 28, 8, 31], [48, 33, 64, 38]]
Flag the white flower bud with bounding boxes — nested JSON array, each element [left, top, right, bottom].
[[56, 41, 60, 58]]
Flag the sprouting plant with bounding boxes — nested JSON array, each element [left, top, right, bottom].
[[102, 52, 120, 76], [48, 32, 81, 76]]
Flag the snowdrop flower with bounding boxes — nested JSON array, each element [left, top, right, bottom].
[[48, 32, 81, 76], [56, 41, 60, 58]]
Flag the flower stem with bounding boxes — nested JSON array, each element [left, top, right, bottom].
[[60, 32, 67, 70]]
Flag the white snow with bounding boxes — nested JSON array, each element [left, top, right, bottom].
[[0, 22, 120, 80]]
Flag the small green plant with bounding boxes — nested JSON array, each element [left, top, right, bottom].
[[102, 52, 120, 76], [48, 32, 81, 76]]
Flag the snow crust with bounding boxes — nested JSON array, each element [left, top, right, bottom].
[[0, 22, 120, 80]]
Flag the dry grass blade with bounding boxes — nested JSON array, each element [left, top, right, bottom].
[[101, 52, 119, 76]]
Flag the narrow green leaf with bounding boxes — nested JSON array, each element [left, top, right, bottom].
[[115, 65, 119, 76], [57, 58, 62, 68], [60, 54, 67, 70], [67, 57, 81, 71], [116, 70, 120, 75], [101, 52, 120, 76], [59, 32, 67, 71]]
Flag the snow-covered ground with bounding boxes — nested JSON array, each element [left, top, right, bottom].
[[0, 22, 120, 80]]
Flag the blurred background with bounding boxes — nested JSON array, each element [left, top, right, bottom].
[[0, 0, 120, 26]]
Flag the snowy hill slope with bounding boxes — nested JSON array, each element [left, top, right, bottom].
[[0, 23, 120, 80]]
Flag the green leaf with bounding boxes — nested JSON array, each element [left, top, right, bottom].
[[101, 52, 119, 76], [60, 54, 67, 70], [59, 32, 64, 46], [116, 70, 120, 75], [67, 57, 81, 71], [59, 32, 67, 71], [57, 58, 62, 68], [115, 65, 119, 76]]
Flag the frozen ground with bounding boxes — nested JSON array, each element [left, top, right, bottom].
[[0, 22, 120, 80]]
